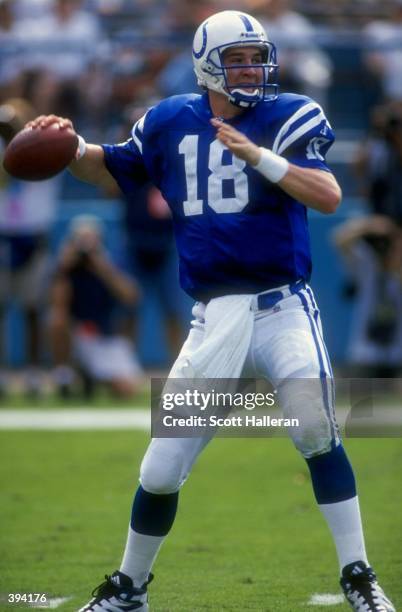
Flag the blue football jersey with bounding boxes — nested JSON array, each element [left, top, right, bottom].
[[102, 92, 335, 301]]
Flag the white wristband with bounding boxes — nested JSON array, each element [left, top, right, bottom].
[[255, 147, 289, 183], [76, 134, 87, 160]]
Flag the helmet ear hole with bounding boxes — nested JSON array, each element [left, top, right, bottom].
[[201, 61, 214, 73]]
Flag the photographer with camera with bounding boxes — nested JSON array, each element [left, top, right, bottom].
[[355, 101, 402, 225], [333, 214, 402, 377], [48, 214, 143, 398], [333, 101, 402, 377]]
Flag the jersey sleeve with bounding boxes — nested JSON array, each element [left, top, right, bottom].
[[272, 101, 335, 171], [101, 112, 151, 194]]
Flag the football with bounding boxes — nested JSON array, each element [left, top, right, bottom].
[[2, 124, 78, 181]]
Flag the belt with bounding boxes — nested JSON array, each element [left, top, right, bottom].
[[254, 279, 305, 311]]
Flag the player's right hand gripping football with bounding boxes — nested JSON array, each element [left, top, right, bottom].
[[25, 115, 80, 159], [26, 114, 74, 131]]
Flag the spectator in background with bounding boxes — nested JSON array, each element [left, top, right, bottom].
[[0, 0, 24, 97], [12, 0, 52, 20], [354, 101, 402, 224], [1, 0, 108, 137], [157, 0, 236, 97], [12, 0, 103, 80], [363, 0, 402, 103], [0, 0, 14, 41], [333, 100, 402, 377], [0, 97, 61, 396], [333, 215, 402, 377], [91, 0, 169, 39], [246, 0, 332, 108], [9, 0, 106, 134], [48, 214, 143, 398], [12, 68, 73, 123]]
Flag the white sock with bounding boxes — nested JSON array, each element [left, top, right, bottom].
[[319, 496, 369, 572], [120, 526, 165, 587]]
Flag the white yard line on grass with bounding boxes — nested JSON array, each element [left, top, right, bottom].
[[29, 597, 72, 609], [308, 593, 345, 606], [0, 409, 150, 430], [0, 406, 401, 431]]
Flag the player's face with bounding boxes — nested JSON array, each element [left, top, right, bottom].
[[222, 46, 264, 95]]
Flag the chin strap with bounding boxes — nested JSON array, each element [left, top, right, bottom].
[[229, 99, 258, 108], [228, 93, 259, 108]]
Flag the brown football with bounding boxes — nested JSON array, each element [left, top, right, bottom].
[[2, 124, 78, 181]]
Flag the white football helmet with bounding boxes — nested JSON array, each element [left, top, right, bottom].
[[192, 10, 279, 107]]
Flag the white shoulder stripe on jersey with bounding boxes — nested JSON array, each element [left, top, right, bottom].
[[276, 112, 326, 156], [131, 124, 143, 153], [138, 112, 147, 132], [272, 102, 330, 155], [131, 111, 148, 154], [272, 102, 317, 153]]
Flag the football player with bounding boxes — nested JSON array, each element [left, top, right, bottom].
[[28, 10, 395, 612]]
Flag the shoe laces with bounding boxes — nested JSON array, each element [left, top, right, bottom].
[[91, 575, 117, 599], [346, 572, 391, 611], [91, 573, 154, 599]]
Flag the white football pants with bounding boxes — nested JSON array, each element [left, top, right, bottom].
[[140, 285, 340, 495]]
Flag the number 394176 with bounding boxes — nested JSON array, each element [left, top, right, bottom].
[[8, 593, 47, 603]]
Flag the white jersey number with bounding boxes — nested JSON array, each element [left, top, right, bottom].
[[179, 135, 249, 216]]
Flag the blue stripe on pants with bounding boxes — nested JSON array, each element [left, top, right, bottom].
[[296, 289, 336, 442]]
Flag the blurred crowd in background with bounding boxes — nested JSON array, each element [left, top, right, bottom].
[[0, 0, 401, 400]]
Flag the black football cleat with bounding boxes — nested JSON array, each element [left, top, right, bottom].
[[340, 561, 395, 611], [78, 570, 153, 611]]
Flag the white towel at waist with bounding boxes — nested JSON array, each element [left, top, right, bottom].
[[181, 294, 254, 380]]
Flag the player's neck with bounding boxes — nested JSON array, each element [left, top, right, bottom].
[[208, 90, 245, 120]]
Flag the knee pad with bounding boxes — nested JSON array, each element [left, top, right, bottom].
[[292, 419, 333, 458], [279, 380, 335, 458], [140, 439, 187, 494]]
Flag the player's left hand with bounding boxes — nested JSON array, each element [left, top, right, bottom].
[[211, 118, 261, 166]]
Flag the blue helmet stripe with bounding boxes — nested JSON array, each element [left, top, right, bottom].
[[239, 14, 254, 32], [193, 22, 208, 59]]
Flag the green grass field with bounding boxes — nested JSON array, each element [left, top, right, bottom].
[[0, 402, 401, 611]]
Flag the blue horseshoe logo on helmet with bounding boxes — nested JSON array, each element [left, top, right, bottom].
[[193, 22, 208, 59]]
